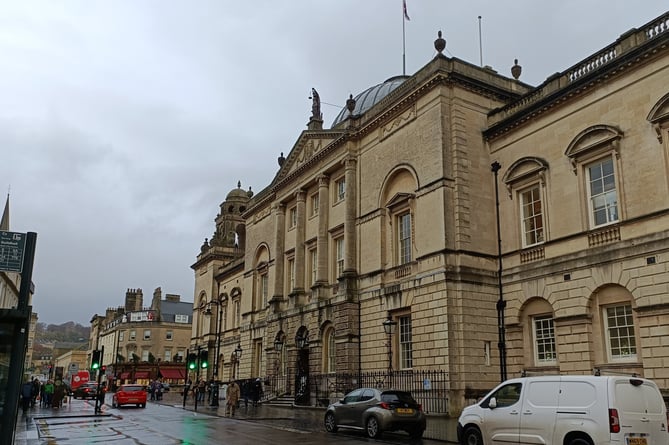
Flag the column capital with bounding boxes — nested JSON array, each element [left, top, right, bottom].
[[343, 156, 357, 169], [294, 189, 307, 202], [317, 174, 330, 187]]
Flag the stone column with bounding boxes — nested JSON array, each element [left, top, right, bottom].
[[316, 174, 330, 286], [270, 203, 285, 312], [294, 189, 307, 299], [343, 157, 357, 274]]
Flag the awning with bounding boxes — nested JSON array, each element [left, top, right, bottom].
[[134, 371, 150, 379], [159, 369, 186, 380], [119, 372, 130, 379]]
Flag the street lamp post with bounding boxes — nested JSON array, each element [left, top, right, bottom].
[[382, 314, 397, 380], [205, 300, 224, 379], [491, 160, 507, 382]]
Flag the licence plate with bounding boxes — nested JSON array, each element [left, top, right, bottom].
[[628, 438, 647, 445], [396, 408, 414, 414]]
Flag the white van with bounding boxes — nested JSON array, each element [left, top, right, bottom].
[[457, 375, 668, 445]]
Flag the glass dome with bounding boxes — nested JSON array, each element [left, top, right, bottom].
[[331, 75, 409, 128]]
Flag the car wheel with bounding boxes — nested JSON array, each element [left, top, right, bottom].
[[463, 426, 483, 445], [409, 427, 425, 439], [324, 412, 338, 433], [111, 400, 116, 408], [366, 416, 381, 439]]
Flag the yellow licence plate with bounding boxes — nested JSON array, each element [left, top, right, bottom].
[[396, 408, 414, 414], [628, 438, 647, 445]]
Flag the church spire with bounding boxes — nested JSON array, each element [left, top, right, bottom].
[[0, 193, 9, 231]]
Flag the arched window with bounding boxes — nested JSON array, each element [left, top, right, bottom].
[[589, 285, 638, 364], [322, 325, 336, 373], [519, 297, 557, 367]]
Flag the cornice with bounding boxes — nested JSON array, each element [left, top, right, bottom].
[[484, 14, 669, 141]]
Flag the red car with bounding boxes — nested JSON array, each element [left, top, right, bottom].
[[112, 384, 147, 408]]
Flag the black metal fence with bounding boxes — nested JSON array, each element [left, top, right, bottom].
[[308, 370, 450, 414]]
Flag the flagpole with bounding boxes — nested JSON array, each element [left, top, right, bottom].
[[402, 1, 406, 75]]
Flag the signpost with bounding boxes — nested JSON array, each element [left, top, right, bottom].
[[0, 231, 36, 445], [0, 231, 26, 273]]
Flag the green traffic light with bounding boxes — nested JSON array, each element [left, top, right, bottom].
[[188, 362, 196, 370], [201, 361, 208, 369], [92, 363, 99, 370]]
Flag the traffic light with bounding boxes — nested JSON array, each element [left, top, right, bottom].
[[101, 365, 107, 373], [200, 350, 209, 369], [187, 353, 197, 370], [91, 349, 101, 370]]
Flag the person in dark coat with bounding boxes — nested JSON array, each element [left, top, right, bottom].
[[95, 382, 107, 413], [31, 378, 40, 407], [51, 380, 66, 409], [251, 378, 262, 407], [20, 380, 34, 414]]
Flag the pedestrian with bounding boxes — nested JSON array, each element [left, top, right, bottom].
[[52, 379, 65, 409], [207, 377, 214, 404], [197, 378, 206, 402], [225, 381, 240, 417], [155, 380, 163, 401], [149, 380, 156, 401], [43, 379, 54, 407], [252, 378, 262, 407], [95, 382, 107, 413], [40, 381, 46, 407], [20, 380, 33, 414], [183, 379, 192, 401], [31, 378, 40, 408]]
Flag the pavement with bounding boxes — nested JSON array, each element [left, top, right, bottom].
[[13, 392, 459, 444]]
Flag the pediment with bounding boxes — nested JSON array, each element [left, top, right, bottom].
[[503, 157, 548, 186], [647, 92, 669, 124], [647, 92, 669, 143], [565, 125, 623, 159], [386, 192, 414, 209], [275, 131, 342, 183]]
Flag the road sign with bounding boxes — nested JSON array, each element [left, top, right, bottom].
[[0, 231, 26, 273]]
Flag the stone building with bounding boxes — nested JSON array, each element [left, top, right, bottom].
[[91, 287, 192, 385], [192, 12, 669, 414]]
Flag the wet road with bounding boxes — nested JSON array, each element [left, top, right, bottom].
[[15, 394, 454, 444]]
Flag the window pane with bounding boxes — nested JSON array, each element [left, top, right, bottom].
[[605, 304, 636, 359], [399, 316, 413, 369], [534, 316, 556, 363], [521, 186, 544, 246], [327, 330, 335, 373], [589, 158, 618, 226], [335, 238, 345, 277], [398, 213, 412, 264]]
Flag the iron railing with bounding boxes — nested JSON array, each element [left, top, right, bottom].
[[308, 369, 450, 414]]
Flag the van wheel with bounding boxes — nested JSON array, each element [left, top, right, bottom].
[[366, 416, 381, 439], [568, 438, 591, 445], [463, 426, 483, 445]]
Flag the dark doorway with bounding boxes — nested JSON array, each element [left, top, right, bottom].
[[294, 348, 310, 405]]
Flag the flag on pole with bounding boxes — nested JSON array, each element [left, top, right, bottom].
[[403, 0, 410, 21]]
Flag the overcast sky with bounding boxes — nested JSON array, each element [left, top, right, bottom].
[[2, 1, 667, 326]]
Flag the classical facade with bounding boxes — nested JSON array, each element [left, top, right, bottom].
[[192, 12, 669, 414], [91, 287, 193, 385]]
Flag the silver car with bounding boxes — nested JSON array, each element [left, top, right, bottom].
[[324, 388, 426, 439]]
